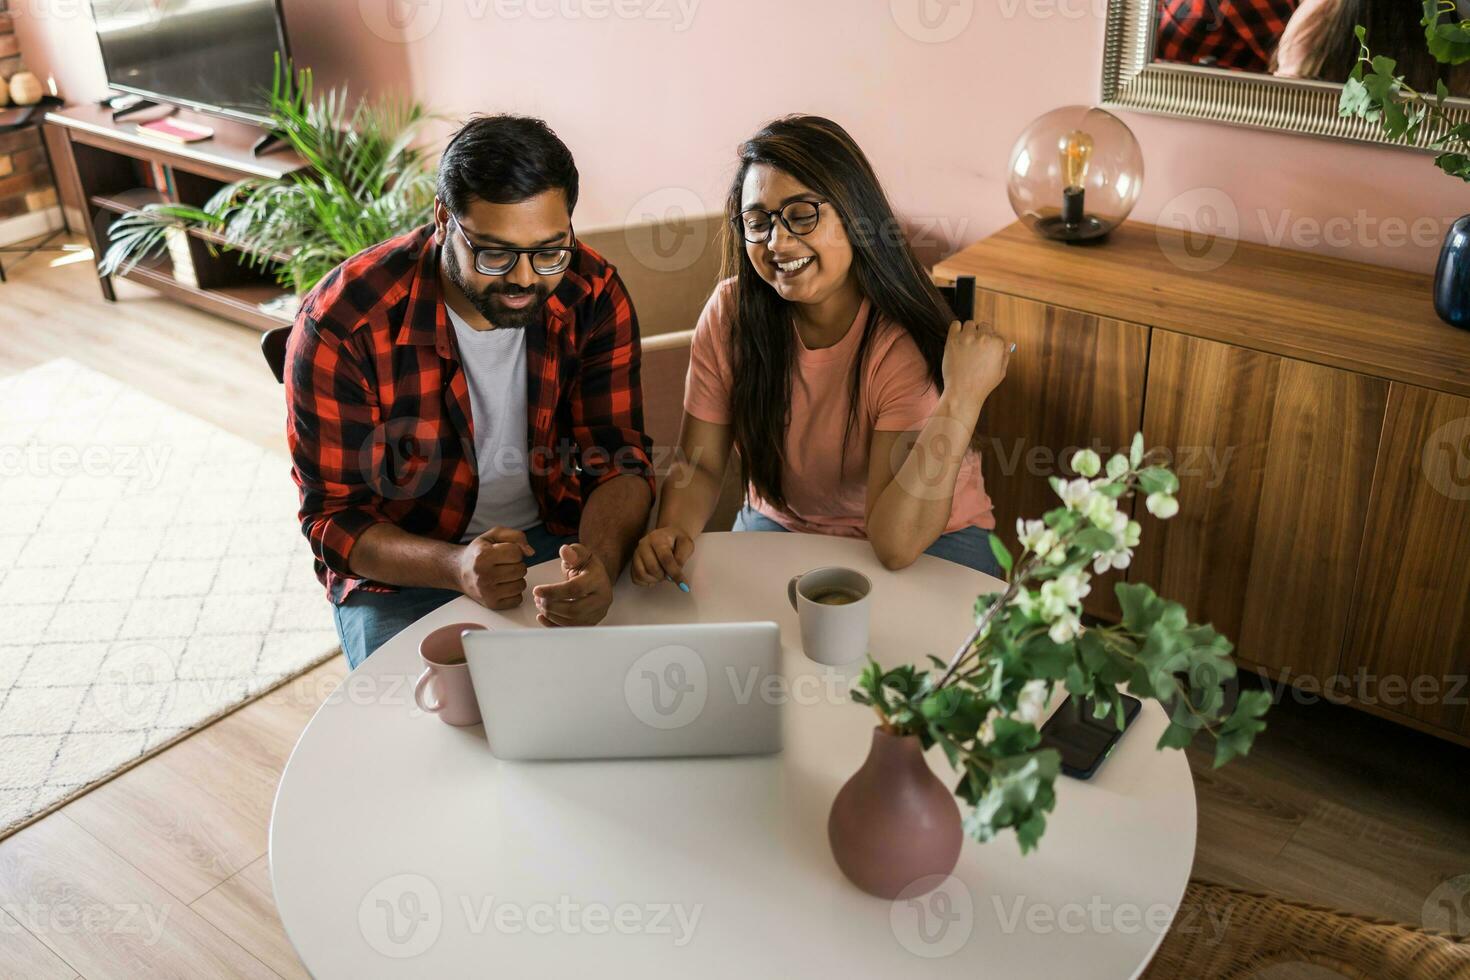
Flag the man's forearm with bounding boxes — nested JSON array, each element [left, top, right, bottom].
[[348, 523, 465, 593], [580, 474, 654, 581]]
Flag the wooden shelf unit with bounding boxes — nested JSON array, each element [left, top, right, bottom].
[[45, 103, 308, 332], [936, 221, 1470, 748]]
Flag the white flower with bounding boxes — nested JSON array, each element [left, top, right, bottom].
[[978, 682, 1052, 743], [1039, 571, 1090, 619], [1146, 492, 1180, 519], [1092, 512, 1136, 573], [977, 706, 999, 745], [1016, 679, 1050, 726], [1048, 611, 1083, 644], [1071, 448, 1101, 478], [1082, 489, 1118, 529], [1056, 477, 1093, 510], [1016, 518, 1063, 563]]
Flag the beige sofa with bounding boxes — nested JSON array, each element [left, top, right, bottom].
[[579, 215, 744, 531]]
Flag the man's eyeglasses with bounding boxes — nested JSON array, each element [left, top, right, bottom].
[[733, 200, 828, 244], [452, 216, 576, 276]]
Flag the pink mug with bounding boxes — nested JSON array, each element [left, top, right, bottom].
[[414, 623, 487, 727]]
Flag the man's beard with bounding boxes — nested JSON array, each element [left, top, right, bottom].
[[442, 242, 551, 330]]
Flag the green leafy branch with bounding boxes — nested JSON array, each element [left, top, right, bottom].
[[850, 435, 1270, 854], [1339, 1, 1470, 180]]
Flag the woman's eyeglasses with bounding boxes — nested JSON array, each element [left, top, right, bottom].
[[452, 216, 576, 276], [733, 200, 828, 244]]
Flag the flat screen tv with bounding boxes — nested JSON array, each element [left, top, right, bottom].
[[90, 0, 291, 126]]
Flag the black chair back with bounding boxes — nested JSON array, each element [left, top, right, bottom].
[[936, 274, 976, 321], [261, 325, 290, 384]]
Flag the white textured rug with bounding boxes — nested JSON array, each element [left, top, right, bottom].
[[0, 359, 339, 838]]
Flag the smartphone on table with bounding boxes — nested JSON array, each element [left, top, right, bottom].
[[1038, 693, 1142, 780]]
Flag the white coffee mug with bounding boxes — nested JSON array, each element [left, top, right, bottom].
[[787, 566, 872, 666]]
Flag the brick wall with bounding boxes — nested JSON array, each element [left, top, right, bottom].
[[0, 0, 18, 81], [0, 0, 59, 225], [0, 128, 56, 219]]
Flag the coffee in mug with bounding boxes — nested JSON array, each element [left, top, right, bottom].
[[787, 567, 872, 665], [808, 587, 864, 606]]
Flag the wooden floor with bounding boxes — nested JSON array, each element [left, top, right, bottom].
[[0, 243, 1467, 978]]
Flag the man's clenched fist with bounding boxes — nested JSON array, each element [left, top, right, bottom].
[[457, 527, 535, 609]]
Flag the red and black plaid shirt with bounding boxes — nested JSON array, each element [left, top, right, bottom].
[[1156, 0, 1299, 73], [285, 224, 654, 604]]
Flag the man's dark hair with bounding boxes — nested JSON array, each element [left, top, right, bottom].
[[436, 114, 579, 215]]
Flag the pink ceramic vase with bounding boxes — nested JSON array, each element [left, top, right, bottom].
[[828, 727, 964, 899]]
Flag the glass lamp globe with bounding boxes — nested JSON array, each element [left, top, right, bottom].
[[1007, 106, 1144, 244]]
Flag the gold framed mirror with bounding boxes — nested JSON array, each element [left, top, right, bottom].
[[1101, 0, 1470, 149]]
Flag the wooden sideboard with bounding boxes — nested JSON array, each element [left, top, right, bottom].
[[935, 221, 1470, 747]]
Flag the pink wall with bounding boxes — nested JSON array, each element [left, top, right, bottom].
[[16, 0, 1469, 273]]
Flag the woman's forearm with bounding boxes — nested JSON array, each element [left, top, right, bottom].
[[656, 453, 727, 540], [868, 392, 983, 567]]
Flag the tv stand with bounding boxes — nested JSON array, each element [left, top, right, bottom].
[[251, 130, 290, 157], [45, 102, 308, 332]]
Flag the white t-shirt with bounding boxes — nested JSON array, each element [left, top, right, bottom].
[[446, 302, 541, 540]]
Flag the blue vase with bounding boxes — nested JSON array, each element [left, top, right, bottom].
[[1434, 215, 1470, 330]]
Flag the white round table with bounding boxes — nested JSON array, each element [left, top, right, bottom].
[[270, 532, 1196, 978]]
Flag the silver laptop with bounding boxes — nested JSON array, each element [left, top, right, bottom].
[[463, 622, 783, 761]]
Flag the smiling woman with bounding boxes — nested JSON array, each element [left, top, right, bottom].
[[630, 115, 1011, 590]]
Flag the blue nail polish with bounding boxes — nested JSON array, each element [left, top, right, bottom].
[[678, 581, 691, 593]]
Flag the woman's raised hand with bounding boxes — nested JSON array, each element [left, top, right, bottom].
[[942, 319, 1010, 412]]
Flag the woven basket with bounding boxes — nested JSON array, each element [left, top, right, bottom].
[[1142, 880, 1470, 980]]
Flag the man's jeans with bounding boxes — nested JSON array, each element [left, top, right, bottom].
[[331, 523, 576, 669], [730, 505, 1004, 578]]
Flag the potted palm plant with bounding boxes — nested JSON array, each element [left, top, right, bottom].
[[99, 58, 437, 305]]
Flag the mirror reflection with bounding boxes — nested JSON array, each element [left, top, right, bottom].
[[1154, 0, 1470, 96]]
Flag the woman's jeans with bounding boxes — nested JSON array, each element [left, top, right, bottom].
[[331, 523, 576, 669], [730, 505, 1003, 578]]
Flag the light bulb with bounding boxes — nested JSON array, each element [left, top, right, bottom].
[[1059, 130, 1094, 191]]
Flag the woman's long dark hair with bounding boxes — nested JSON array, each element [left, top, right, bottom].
[[724, 115, 955, 513]]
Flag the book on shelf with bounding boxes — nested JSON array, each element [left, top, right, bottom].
[[137, 116, 215, 144], [140, 161, 176, 201]]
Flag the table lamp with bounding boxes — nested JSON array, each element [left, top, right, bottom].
[[1007, 105, 1143, 244]]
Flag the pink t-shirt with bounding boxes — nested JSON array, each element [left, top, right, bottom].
[[684, 280, 994, 537]]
